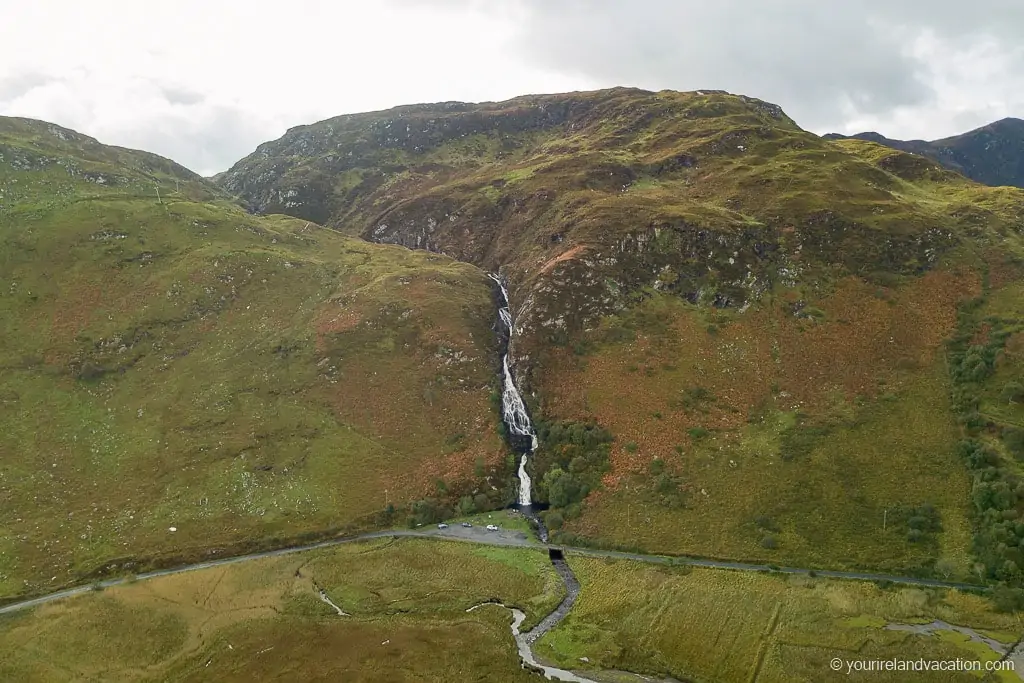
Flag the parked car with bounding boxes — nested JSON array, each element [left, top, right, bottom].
[[461, 522, 472, 528], [486, 524, 499, 531], [437, 523, 448, 529]]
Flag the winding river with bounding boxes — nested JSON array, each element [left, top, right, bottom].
[[468, 555, 596, 682], [886, 621, 1024, 679]]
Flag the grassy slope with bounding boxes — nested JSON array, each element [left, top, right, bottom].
[[534, 139, 1024, 578], [538, 556, 1022, 683], [219, 88, 1024, 582], [0, 538, 563, 682], [0, 118, 508, 599]]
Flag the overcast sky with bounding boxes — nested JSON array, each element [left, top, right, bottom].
[[2, 1, 1021, 176]]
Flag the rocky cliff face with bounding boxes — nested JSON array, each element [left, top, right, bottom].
[[825, 117, 1024, 189]]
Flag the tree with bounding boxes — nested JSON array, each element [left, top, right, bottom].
[[935, 558, 957, 579], [543, 467, 584, 508]]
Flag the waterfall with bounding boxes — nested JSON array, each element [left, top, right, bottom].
[[490, 273, 537, 507]]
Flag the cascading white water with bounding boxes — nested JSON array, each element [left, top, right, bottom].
[[516, 455, 533, 507], [490, 273, 537, 507], [501, 355, 534, 437]]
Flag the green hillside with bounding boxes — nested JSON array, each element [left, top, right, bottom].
[[0, 117, 509, 601], [220, 88, 1024, 586]]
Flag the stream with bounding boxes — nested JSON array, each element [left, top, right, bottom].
[[467, 556, 595, 682], [886, 621, 1024, 679]]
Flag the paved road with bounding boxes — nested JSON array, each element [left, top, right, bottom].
[[0, 526, 983, 616]]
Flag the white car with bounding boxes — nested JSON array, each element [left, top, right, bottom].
[[486, 524, 499, 531], [437, 523, 448, 529]]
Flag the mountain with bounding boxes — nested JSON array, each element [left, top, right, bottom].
[[7, 85, 1024, 602], [219, 87, 1024, 584], [824, 117, 1024, 188], [0, 116, 509, 600]]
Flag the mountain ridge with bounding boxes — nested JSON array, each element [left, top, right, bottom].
[[825, 116, 1024, 188]]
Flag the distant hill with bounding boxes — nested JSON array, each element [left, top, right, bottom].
[[824, 117, 1024, 188]]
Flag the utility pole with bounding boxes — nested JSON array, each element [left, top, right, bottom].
[[883, 508, 887, 532]]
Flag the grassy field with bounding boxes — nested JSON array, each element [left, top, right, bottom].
[[9, 534, 1017, 683], [0, 538, 563, 682], [536, 556, 1024, 683], [0, 119, 511, 600]]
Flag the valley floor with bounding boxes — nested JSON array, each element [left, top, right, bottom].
[[1, 526, 1020, 682]]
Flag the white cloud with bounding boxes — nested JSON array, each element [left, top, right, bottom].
[[838, 29, 1024, 139], [486, 0, 1024, 139], [0, 0, 592, 174], [1, 0, 1021, 174]]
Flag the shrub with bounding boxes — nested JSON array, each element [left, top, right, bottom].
[[1004, 428, 1024, 459], [760, 535, 778, 550], [779, 422, 830, 460], [654, 473, 676, 495], [544, 510, 564, 530], [801, 306, 825, 320], [1002, 381, 1024, 404], [993, 586, 1024, 613], [935, 558, 957, 579], [687, 427, 710, 440]]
